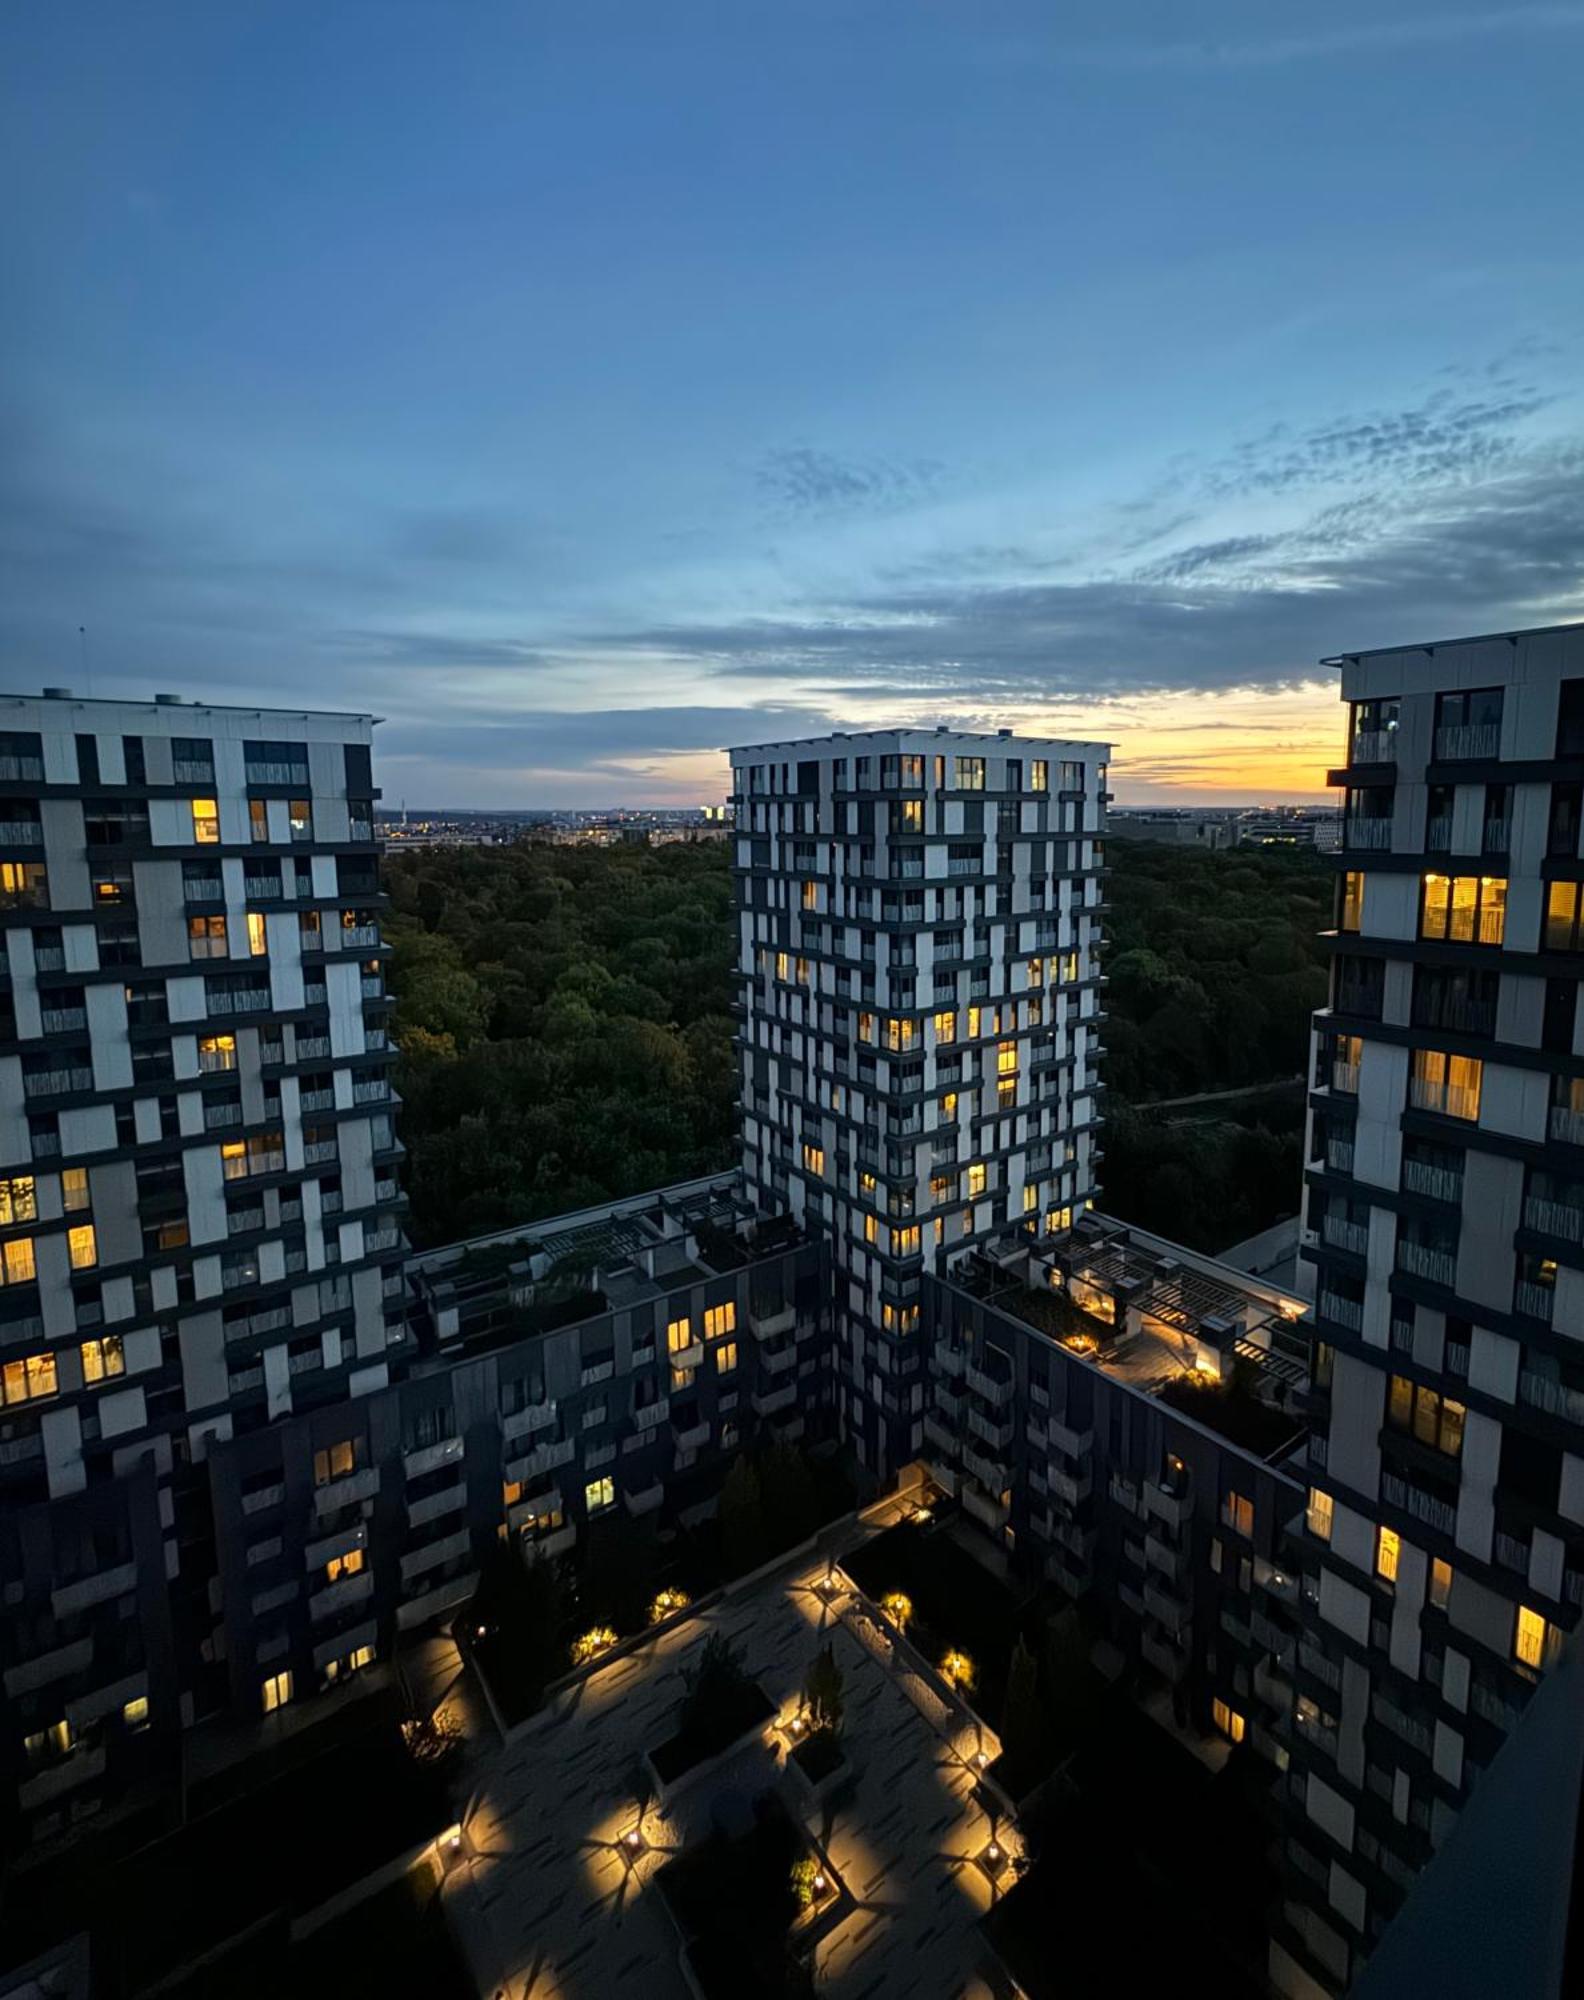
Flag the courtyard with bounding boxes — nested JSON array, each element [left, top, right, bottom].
[[443, 1502, 1024, 2000]]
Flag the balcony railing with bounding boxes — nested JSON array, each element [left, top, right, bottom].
[[0, 821, 43, 846], [1380, 1471, 1456, 1536], [1350, 730, 1397, 764], [1550, 1105, 1584, 1146], [1514, 1278, 1555, 1324], [1409, 1078, 1479, 1121], [24, 1066, 93, 1098], [1401, 1159, 1463, 1205], [1396, 1240, 1456, 1287], [1344, 818, 1393, 851], [245, 760, 310, 786], [1433, 722, 1500, 761], [1482, 818, 1511, 853], [40, 1007, 87, 1036], [1322, 1215, 1368, 1257], [1524, 1195, 1584, 1242], [1330, 1061, 1360, 1095], [1424, 815, 1453, 851], [1325, 1138, 1355, 1176], [1318, 1290, 1364, 1332], [1520, 1369, 1584, 1425]]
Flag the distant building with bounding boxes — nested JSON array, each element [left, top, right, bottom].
[[1107, 811, 1235, 850]]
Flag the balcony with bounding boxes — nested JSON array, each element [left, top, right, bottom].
[[52, 1561, 139, 1619], [498, 1402, 556, 1445], [1144, 1531, 1186, 1579], [1401, 1157, 1464, 1205], [313, 1466, 380, 1515], [1330, 1061, 1360, 1096], [1322, 1214, 1368, 1257], [1048, 1414, 1092, 1458], [309, 1569, 375, 1624], [1350, 730, 1397, 765], [760, 1342, 797, 1376], [672, 1415, 709, 1452], [1326, 1138, 1356, 1176], [1514, 1280, 1556, 1327], [503, 1436, 574, 1483], [961, 1482, 1009, 1533], [1142, 1578, 1189, 1633], [965, 1363, 1012, 1407], [0, 820, 42, 846], [625, 1477, 664, 1518], [752, 1382, 798, 1418], [1524, 1194, 1584, 1242], [1409, 1077, 1479, 1121], [747, 1302, 795, 1341], [39, 1007, 87, 1036], [1317, 1288, 1363, 1332], [1344, 819, 1393, 851], [962, 1442, 1007, 1492], [1143, 1480, 1192, 1529], [24, 1066, 93, 1099], [1433, 722, 1500, 761], [668, 1339, 704, 1372], [1396, 1240, 1456, 1287], [1549, 1106, 1584, 1147], [1048, 1461, 1092, 1509], [1141, 1632, 1187, 1683], [923, 1410, 959, 1458], [403, 1435, 465, 1481], [934, 1341, 966, 1379], [966, 1404, 1014, 1451]]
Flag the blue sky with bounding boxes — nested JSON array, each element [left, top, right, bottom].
[[3, 1, 1582, 803]]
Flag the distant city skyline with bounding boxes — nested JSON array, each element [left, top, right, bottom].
[[4, 2, 1582, 805]]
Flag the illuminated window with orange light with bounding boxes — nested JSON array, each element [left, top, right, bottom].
[[1420, 872, 1505, 945], [1212, 1698, 1246, 1744], [940, 1091, 958, 1122], [714, 1340, 737, 1374], [1515, 1605, 1551, 1670], [996, 1040, 1018, 1076], [665, 1316, 693, 1355], [801, 880, 817, 910], [66, 1224, 97, 1271], [1306, 1488, 1333, 1541], [325, 1546, 365, 1583], [1430, 1557, 1453, 1609], [1376, 1525, 1401, 1584], [1339, 871, 1365, 933], [0, 1176, 36, 1226], [704, 1301, 736, 1340], [1221, 1490, 1254, 1538], [191, 798, 220, 844], [933, 1009, 956, 1044], [247, 912, 268, 957], [966, 1005, 981, 1039], [892, 1224, 921, 1258], [864, 1213, 878, 1244], [0, 1236, 36, 1287], [967, 1162, 987, 1197], [802, 1142, 826, 1176]]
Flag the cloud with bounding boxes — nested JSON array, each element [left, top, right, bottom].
[[753, 446, 945, 518], [1071, 7, 1584, 71]]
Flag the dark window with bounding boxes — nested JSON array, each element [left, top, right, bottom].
[[343, 743, 372, 794], [74, 735, 100, 785], [1558, 680, 1584, 758]]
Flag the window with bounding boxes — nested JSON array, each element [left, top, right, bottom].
[[1515, 1605, 1552, 1671], [247, 912, 268, 957], [802, 1143, 825, 1176], [1212, 1698, 1246, 1745], [124, 1695, 150, 1730], [0, 860, 48, 910], [1409, 1048, 1482, 1121], [881, 1301, 919, 1335], [1430, 1558, 1453, 1610], [324, 1644, 375, 1684], [801, 879, 817, 910], [191, 798, 220, 844], [1376, 1525, 1401, 1585], [1031, 759, 1048, 791], [933, 1009, 956, 1043], [221, 1132, 285, 1181], [1221, 1491, 1254, 1538], [199, 1033, 237, 1073], [1340, 871, 1365, 933], [1044, 1205, 1072, 1234], [188, 914, 228, 960], [966, 1005, 981, 1038], [940, 1091, 958, 1122], [1420, 873, 1506, 945], [996, 1040, 1018, 1079], [666, 1315, 693, 1355], [0, 1236, 36, 1286], [313, 1439, 356, 1487], [891, 1224, 921, 1258], [1387, 1374, 1465, 1457], [1434, 686, 1502, 757], [289, 799, 312, 841], [1545, 881, 1584, 952], [967, 1162, 987, 1197], [884, 1017, 917, 1051], [0, 1175, 36, 1225], [261, 1670, 293, 1714], [954, 756, 985, 790], [0, 1351, 56, 1406], [704, 1301, 736, 1340], [714, 1340, 737, 1374], [67, 1224, 96, 1271], [248, 798, 269, 843], [1306, 1488, 1333, 1541], [325, 1546, 365, 1583], [1023, 1184, 1038, 1213], [80, 1335, 124, 1385], [585, 1475, 615, 1514]]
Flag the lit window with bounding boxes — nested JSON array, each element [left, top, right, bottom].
[[1376, 1525, 1401, 1584], [666, 1316, 693, 1355], [996, 1039, 1018, 1076], [954, 756, 985, 790], [1059, 951, 1079, 983], [858, 1011, 874, 1043], [802, 1143, 826, 1176], [247, 912, 268, 957], [1420, 872, 1506, 946], [67, 1224, 97, 1271], [1027, 957, 1044, 986], [966, 1006, 981, 1039], [669, 1362, 695, 1392], [198, 1034, 237, 1073], [1340, 871, 1365, 932], [248, 798, 269, 843], [715, 1340, 737, 1374], [864, 1213, 878, 1244], [313, 1439, 356, 1487], [1515, 1605, 1550, 1670], [61, 1167, 89, 1212], [801, 880, 817, 910], [261, 1670, 293, 1714], [191, 798, 220, 844], [1221, 1491, 1254, 1538], [1031, 760, 1048, 791], [1023, 1184, 1038, 1213], [941, 1091, 958, 1121], [933, 1009, 956, 1043], [885, 1017, 916, 1051], [892, 1225, 921, 1258], [704, 1301, 736, 1340], [288, 799, 312, 840], [1430, 1557, 1453, 1609], [0, 1351, 56, 1406], [881, 1302, 919, 1335], [585, 1475, 615, 1514], [1212, 1698, 1246, 1744], [1306, 1488, 1333, 1541], [967, 1163, 987, 1197], [123, 1695, 150, 1730], [0, 1236, 36, 1287], [0, 1176, 37, 1225], [860, 1171, 876, 1193], [1044, 1205, 1072, 1235], [998, 1077, 1016, 1108], [325, 1546, 365, 1583], [188, 914, 228, 960], [80, 1335, 124, 1385], [1409, 1047, 1482, 1121]]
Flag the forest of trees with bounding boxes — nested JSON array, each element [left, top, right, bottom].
[[386, 835, 1333, 1252]]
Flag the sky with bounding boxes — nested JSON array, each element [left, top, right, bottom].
[[3, 1, 1582, 807]]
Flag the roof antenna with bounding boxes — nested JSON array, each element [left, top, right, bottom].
[[78, 626, 92, 698]]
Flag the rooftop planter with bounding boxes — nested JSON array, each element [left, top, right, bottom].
[[646, 1632, 775, 1806]]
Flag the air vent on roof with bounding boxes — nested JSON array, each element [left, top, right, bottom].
[[41, 686, 72, 699], [155, 692, 185, 705], [998, 727, 1013, 738]]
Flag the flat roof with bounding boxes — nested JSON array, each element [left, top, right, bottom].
[[729, 726, 1111, 755], [0, 690, 379, 722], [1319, 617, 1584, 667]]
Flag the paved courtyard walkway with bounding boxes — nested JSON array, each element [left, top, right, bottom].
[[444, 1511, 1021, 2000]]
